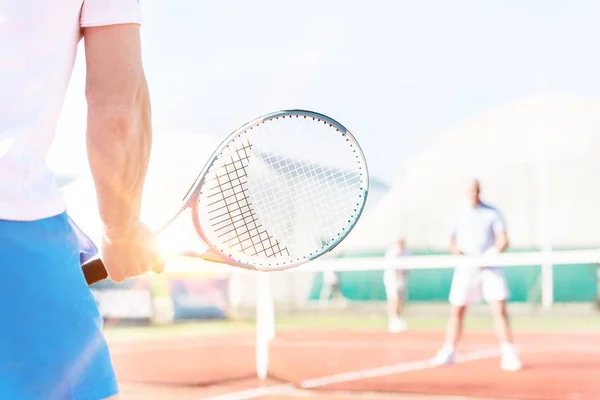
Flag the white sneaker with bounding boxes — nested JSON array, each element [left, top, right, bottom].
[[388, 318, 408, 333], [335, 297, 349, 307], [430, 346, 456, 366], [318, 299, 329, 309], [501, 345, 522, 371]]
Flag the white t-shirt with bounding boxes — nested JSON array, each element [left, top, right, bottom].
[[384, 244, 408, 285], [450, 202, 506, 255], [0, 0, 142, 221]]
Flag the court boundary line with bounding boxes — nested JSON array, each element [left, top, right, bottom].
[[199, 383, 295, 400], [199, 347, 500, 400], [109, 337, 600, 355], [109, 339, 470, 354]]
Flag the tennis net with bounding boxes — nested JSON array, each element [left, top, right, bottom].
[[161, 248, 600, 380]]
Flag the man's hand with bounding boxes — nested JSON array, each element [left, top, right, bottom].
[[101, 223, 165, 283]]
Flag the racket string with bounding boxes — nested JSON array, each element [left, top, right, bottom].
[[206, 138, 289, 260], [256, 150, 361, 242], [249, 118, 362, 253]]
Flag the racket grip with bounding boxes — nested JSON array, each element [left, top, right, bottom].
[[82, 258, 109, 286]]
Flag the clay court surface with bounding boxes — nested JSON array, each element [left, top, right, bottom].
[[105, 316, 600, 400]]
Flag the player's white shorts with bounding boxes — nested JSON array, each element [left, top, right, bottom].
[[383, 269, 407, 302], [323, 270, 339, 286], [449, 266, 509, 306]]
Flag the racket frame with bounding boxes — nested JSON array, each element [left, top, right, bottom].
[[184, 110, 369, 271]]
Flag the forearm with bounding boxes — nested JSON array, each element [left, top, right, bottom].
[[86, 78, 152, 236], [450, 238, 462, 255], [495, 239, 508, 253], [494, 232, 509, 253]]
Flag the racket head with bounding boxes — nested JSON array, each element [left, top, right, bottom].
[[184, 110, 368, 271]]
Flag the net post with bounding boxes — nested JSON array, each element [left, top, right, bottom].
[[538, 160, 554, 310], [255, 272, 274, 380], [541, 263, 554, 309], [536, 102, 554, 310]]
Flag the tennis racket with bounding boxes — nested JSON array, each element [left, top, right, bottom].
[[82, 109, 368, 285]]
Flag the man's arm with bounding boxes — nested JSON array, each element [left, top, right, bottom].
[[492, 211, 509, 253], [450, 235, 462, 255], [83, 24, 162, 282], [494, 231, 509, 253], [84, 23, 150, 234], [449, 213, 462, 255]]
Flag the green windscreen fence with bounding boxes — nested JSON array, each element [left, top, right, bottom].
[[308, 250, 599, 303]]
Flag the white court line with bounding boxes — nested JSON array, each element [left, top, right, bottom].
[[109, 339, 441, 355], [110, 336, 600, 355], [200, 347, 499, 400], [109, 340, 254, 354], [199, 384, 294, 400], [274, 341, 600, 354], [299, 348, 499, 389]]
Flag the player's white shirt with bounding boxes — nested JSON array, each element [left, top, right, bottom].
[[0, 0, 142, 221], [450, 202, 506, 256], [383, 244, 408, 288], [448, 201, 509, 305]]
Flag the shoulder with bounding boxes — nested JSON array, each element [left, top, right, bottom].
[[480, 202, 502, 215], [480, 203, 506, 227]]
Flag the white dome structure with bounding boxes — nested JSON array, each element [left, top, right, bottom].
[[340, 94, 600, 253]]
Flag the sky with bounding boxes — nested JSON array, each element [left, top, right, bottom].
[[49, 0, 600, 186]]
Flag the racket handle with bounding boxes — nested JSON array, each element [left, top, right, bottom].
[[82, 258, 109, 286]]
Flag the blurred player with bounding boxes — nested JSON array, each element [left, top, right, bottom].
[[431, 179, 522, 371], [1, 1, 163, 398], [384, 238, 409, 332], [319, 270, 348, 307]]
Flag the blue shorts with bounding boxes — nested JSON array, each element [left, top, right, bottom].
[[0, 213, 118, 399]]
